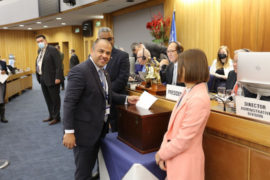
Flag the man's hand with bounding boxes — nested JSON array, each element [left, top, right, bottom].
[[1, 70, 6, 75], [55, 79, 61, 84], [127, 96, 140, 104], [63, 133, 76, 149]]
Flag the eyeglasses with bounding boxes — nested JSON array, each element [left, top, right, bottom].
[[101, 37, 113, 41], [167, 50, 177, 53]]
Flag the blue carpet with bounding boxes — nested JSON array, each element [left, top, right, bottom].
[[0, 75, 75, 180]]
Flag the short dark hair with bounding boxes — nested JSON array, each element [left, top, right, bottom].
[[131, 42, 139, 51], [71, 49, 75, 53], [177, 49, 209, 83], [168, 41, 184, 54], [36, 34, 46, 40], [92, 38, 112, 50]]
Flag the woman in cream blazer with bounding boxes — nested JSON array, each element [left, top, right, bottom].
[[156, 49, 211, 180]]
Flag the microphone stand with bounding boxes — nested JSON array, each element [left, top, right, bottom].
[[211, 94, 232, 112]]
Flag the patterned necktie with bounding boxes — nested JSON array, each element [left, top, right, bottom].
[[36, 49, 44, 74], [98, 69, 107, 92]]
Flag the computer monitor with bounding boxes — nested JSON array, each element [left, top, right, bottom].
[[237, 52, 270, 97]]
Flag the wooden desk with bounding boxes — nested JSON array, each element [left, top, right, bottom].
[[129, 90, 270, 180], [5, 71, 32, 102]]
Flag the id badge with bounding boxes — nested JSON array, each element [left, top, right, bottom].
[[105, 105, 110, 115]]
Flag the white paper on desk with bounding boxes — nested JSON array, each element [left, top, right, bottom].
[[136, 91, 157, 110], [0, 71, 8, 84]]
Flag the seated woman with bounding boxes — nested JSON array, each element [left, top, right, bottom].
[[226, 49, 270, 101], [210, 45, 234, 92]]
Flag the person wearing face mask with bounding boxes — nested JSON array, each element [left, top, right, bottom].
[[35, 34, 62, 125], [209, 45, 234, 92]]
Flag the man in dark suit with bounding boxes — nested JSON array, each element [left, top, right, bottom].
[[160, 41, 185, 86], [0, 60, 8, 123], [69, 49, 80, 69], [62, 39, 138, 180], [97, 27, 130, 132], [35, 35, 62, 125]]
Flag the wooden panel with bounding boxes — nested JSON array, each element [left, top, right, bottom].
[[221, 0, 258, 53], [204, 134, 249, 180], [207, 111, 270, 148], [0, 30, 36, 71], [164, 0, 220, 65], [250, 150, 270, 180], [257, 0, 270, 51]]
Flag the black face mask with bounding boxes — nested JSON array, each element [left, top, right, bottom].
[[218, 53, 227, 59]]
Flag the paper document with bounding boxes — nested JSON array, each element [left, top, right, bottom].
[[136, 91, 157, 110], [0, 72, 8, 84]]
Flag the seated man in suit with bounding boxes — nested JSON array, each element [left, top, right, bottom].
[[134, 48, 151, 75], [160, 41, 185, 86], [226, 49, 270, 101]]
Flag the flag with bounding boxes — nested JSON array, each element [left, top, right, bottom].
[[169, 11, 177, 42]]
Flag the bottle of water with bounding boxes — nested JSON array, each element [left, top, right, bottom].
[[236, 82, 243, 96]]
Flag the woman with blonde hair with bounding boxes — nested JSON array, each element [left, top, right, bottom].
[[209, 45, 234, 92], [155, 49, 211, 180]]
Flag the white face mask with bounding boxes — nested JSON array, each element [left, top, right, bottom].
[[221, 59, 226, 64], [38, 42, 45, 49]]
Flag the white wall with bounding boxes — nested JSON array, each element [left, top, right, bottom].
[[113, 5, 164, 56], [0, 0, 39, 25]]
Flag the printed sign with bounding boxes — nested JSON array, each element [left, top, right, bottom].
[[166, 84, 185, 101], [236, 96, 270, 122]]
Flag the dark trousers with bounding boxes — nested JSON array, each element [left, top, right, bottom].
[[40, 78, 61, 120], [74, 123, 108, 180], [73, 144, 100, 180], [108, 104, 118, 132]]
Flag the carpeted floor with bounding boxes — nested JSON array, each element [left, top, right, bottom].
[[0, 75, 75, 180]]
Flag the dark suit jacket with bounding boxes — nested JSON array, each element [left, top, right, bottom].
[[144, 42, 168, 61], [36, 45, 62, 86], [161, 63, 185, 86], [0, 60, 8, 74], [69, 54, 80, 69], [63, 59, 126, 147], [105, 48, 129, 94]]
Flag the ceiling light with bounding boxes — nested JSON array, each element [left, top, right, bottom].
[[56, 17, 62, 20], [27, 27, 32, 30], [36, 21, 42, 24], [43, 25, 48, 28], [3, 27, 8, 29], [61, 22, 66, 25], [19, 25, 24, 27]]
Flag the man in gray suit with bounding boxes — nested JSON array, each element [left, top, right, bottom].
[[62, 39, 138, 180], [35, 35, 62, 125]]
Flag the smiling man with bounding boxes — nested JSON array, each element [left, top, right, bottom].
[[62, 39, 139, 180]]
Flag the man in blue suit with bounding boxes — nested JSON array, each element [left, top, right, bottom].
[[62, 39, 138, 180], [97, 27, 130, 132]]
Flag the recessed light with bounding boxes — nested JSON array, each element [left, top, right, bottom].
[[3, 27, 8, 29], [43, 25, 48, 28], [56, 17, 62, 20], [27, 27, 32, 30], [19, 24, 24, 27], [36, 21, 42, 24], [61, 22, 66, 25]]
